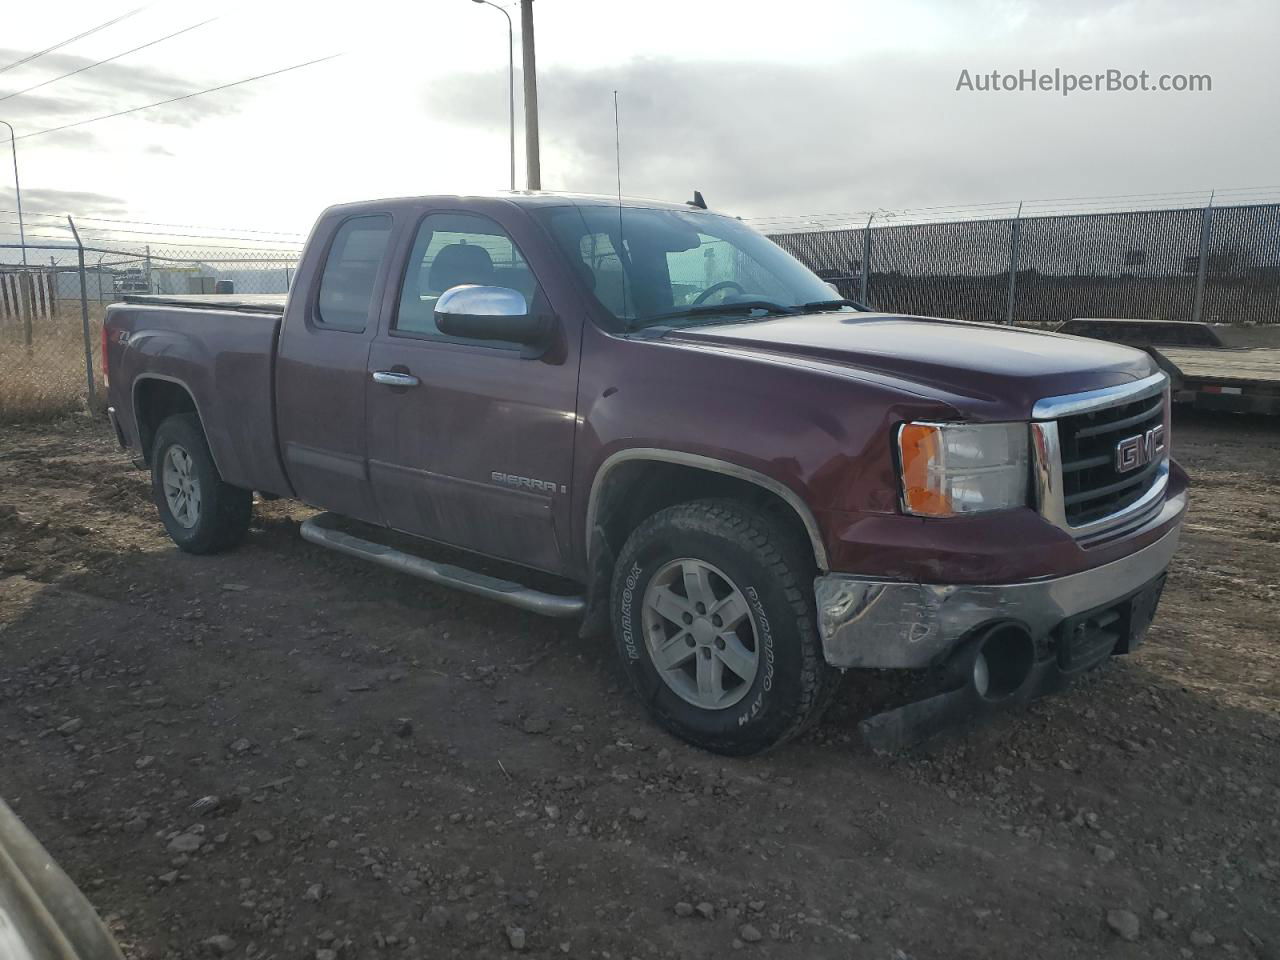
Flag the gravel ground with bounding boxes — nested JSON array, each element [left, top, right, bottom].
[[1, 411, 1277, 960]]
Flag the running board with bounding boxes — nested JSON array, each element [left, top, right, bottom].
[[299, 513, 586, 618]]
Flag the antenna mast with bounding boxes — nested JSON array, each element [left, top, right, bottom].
[[614, 90, 628, 319]]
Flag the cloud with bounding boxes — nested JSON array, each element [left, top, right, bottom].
[[0, 49, 250, 137], [0, 187, 129, 217], [426, 0, 1280, 220]]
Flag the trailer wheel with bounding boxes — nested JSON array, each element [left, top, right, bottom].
[[611, 499, 839, 755], [150, 413, 252, 554]]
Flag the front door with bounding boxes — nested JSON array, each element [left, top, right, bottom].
[[364, 210, 579, 574]]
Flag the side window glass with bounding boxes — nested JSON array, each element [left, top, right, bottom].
[[577, 232, 633, 318], [395, 212, 540, 346], [316, 215, 392, 332]]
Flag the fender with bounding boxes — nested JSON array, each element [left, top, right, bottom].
[[584, 447, 829, 570], [131, 372, 225, 475]]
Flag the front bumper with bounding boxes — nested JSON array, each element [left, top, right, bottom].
[[814, 516, 1183, 671]]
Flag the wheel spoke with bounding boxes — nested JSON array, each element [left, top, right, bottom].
[[648, 585, 694, 625], [681, 561, 716, 609], [695, 651, 724, 702], [716, 632, 757, 681], [652, 630, 695, 670], [711, 591, 750, 629]]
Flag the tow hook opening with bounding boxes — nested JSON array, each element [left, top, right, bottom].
[[958, 622, 1035, 702]]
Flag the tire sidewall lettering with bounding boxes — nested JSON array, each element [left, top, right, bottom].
[[736, 585, 775, 727], [620, 561, 643, 660]]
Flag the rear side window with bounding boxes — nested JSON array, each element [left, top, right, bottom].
[[316, 215, 392, 331]]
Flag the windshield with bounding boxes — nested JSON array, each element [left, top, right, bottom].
[[534, 204, 844, 329]]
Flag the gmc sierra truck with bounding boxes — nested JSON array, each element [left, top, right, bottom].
[[103, 192, 1187, 754]]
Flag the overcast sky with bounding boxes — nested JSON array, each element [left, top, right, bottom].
[[0, 0, 1276, 247]]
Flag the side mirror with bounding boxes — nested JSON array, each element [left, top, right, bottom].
[[435, 285, 550, 346]]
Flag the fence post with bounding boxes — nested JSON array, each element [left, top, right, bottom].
[[1191, 190, 1214, 324], [1004, 201, 1023, 325], [20, 269, 34, 347], [860, 213, 874, 304], [145, 244, 153, 294], [67, 217, 96, 410]]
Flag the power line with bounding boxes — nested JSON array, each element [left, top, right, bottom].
[[748, 184, 1280, 227], [0, 208, 303, 237], [0, 17, 219, 104], [0, 5, 150, 76], [3, 53, 343, 144]]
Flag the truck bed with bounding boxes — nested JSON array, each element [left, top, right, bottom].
[[122, 294, 287, 315], [106, 299, 292, 496]]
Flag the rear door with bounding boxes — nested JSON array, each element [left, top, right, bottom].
[[275, 213, 396, 522], [363, 207, 581, 573]]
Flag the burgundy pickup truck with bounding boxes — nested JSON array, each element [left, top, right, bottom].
[[103, 193, 1187, 754]]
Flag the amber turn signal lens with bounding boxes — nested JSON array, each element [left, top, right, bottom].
[[898, 423, 952, 516]]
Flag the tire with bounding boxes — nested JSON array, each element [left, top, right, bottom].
[[150, 413, 252, 554], [611, 499, 839, 755]]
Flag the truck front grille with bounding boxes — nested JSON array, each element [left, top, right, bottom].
[[1057, 392, 1166, 527]]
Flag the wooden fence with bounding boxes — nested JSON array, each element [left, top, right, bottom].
[[0, 269, 58, 335]]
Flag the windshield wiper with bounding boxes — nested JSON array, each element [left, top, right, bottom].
[[800, 298, 872, 313], [631, 300, 799, 330]]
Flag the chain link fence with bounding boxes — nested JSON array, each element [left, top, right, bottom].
[[769, 201, 1280, 328], [4, 199, 1280, 421], [1, 225, 300, 421]]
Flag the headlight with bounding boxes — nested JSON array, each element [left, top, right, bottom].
[[897, 422, 1030, 517]]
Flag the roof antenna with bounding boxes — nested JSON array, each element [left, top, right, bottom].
[[614, 89, 629, 320], [688, 190, 707, 209]]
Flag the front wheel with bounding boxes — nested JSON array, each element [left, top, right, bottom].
[[611, 500, 839, 755], [150, 413, 252, 554]]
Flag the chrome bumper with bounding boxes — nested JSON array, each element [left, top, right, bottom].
[[814, 522, 1182, 670]]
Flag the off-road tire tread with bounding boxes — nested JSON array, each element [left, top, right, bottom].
[[151, 413, 252, 554], [614, 498, 841, 754]]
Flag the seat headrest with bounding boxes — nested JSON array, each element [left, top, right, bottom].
[[429, 243, 495, 292]]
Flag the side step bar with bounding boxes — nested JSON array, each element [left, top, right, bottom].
[[299, 513, 586, 618]]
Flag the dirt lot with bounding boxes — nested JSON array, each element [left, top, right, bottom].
[[1, 412, 1277, 960]]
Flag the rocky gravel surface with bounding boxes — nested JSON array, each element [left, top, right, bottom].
[[1, 411, 1277, 960]]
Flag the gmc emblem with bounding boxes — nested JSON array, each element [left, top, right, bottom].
[[1115, 424, 1165, 473]]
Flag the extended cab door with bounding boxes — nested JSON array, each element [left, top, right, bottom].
[[276, 212, 396, 523], [364, 206, 581, 574]]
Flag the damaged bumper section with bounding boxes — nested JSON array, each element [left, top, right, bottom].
[[814, 526, 1182, 749]]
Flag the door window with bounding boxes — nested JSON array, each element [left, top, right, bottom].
[[395, 212, 540, 346], [316, 215, 393, 332]]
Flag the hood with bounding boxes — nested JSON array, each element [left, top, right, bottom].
[[661, 312, 1156, 417]]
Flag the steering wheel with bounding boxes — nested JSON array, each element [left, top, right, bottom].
[[691, 280, 746, 306]]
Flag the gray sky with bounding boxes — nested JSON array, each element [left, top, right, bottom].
[[0, 0, 1276, 245]]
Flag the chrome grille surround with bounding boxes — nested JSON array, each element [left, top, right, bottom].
[[1031, 372, 1170, 544]]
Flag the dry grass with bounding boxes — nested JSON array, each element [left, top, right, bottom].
[[0, 305, 107, 422]]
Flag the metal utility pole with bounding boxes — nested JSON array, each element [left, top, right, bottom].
[[0, 119, 26, 265], [469, 0, 515, 191], [520, 0, 541, 190]]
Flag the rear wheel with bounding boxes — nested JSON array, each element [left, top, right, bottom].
[[150, 413, 252, 554], [611, 499, 839, 755]]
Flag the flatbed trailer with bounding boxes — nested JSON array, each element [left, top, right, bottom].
[[1057, 319, 1280, 415]]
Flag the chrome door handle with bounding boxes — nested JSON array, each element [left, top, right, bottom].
[[371, 371, 420, 387]]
